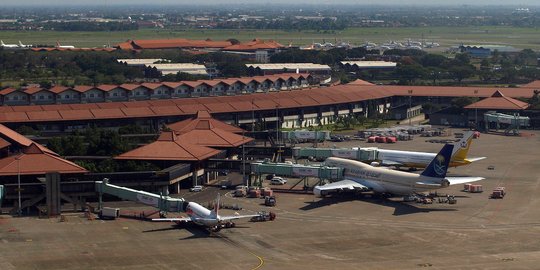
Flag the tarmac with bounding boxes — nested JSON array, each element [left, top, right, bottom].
[[1, 129, 540, 269]]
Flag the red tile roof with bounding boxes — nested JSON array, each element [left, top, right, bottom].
[[223, 39, 284, 51], [24, 87, 45, 95], [464, 90, 530, 110], [115, 131, 220, 161], [0, 137, 11, 149], [0, 143, 87, 176], [97, 84, 118, 92], [118, 39, 232, 50], [348, 79, 375, 86], [522, 80, 540, 88], [0, 124, 57, 155], [49, 86, 71, 94], [168, 110, 245, 134], [0, 87, 18, 96], [175, 121, 253, 148], [1, 78, 538, 125], [73, 85, 96, 93]]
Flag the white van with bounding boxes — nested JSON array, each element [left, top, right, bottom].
[[270, 177, 287, 185]]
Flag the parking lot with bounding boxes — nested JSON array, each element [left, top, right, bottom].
[[1, 129, 540, 269]]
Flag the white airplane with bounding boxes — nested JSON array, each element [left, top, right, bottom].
[[376, 131, 486, 168], [56, 41, 75, 49], [1, 40, 20, 49], [314, 144, 484, 197], [18, 41, 31, 48], [152, 194, 260, 232]]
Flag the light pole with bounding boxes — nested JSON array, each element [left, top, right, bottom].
[[408, 90, 413, 126], [16, 155, 21, 216]]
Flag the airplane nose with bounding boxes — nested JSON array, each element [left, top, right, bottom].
[[313, 186, 322, 197]]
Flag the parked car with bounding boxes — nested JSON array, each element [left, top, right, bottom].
[[270, 177, 287, 185], [190, 185, 203, 192]]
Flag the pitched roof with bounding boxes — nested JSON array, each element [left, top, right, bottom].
[[0, 143, 88, 176], [0, 124, 56, 155], [49, 86, 71, 94], [347, 79, 375, 86], [115, 131, 220, 161], [168, 110, 245, 134], [464, 90, 530, 110], [24, 86, 46, 94], [0, 87, 19, 96], [522, 80, 540, 88], [0, 137, 11, 149], [118, 38, 232, 50], [223, 39, 284, 51], [175, 119, 253, 148]]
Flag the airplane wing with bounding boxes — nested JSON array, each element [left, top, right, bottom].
[[445, 176, 485, 185], [466, 157, 487, 162], [151, 217, 191, 222], [219, 214, 260, 221], [416, 177, 485, 187], [381, 160, 404, 167], [314, 179, 369, 196]]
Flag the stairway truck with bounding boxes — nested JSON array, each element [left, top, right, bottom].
[[99, 207, 120, 220]]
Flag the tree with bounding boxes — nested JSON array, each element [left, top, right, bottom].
[[449, 65, 475, 83], [394, 64, 426, 84]]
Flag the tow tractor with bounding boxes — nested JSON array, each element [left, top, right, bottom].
[[250, 211, 276, 222]]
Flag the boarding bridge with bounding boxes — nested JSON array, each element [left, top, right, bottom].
[[250, 161, 343, 190], [292, 147, 379, 162], [280, 131, 331, 143], [484, 112, 530, 135], [96, 179, 186, 213]]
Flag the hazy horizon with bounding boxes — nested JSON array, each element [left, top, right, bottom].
[[2, 0, 540, 6]]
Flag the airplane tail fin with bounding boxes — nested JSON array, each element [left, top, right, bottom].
[[18, 41, 23, 46], [56, 41, 60, 47], [1, 40, 4, 46], [421, 144, 453, 178], [451, 131, 474, 161]]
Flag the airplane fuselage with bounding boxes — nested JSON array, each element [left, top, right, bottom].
[[325, 157, 447, 195], [185, 202, 220, 227]]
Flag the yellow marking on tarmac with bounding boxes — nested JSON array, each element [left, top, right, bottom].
[[216, 233, 264, 270], [122, 227, 129, 230], [25, 239, 32, 242]]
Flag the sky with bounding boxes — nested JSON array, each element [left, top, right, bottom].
[[2, 0, 539, 6]]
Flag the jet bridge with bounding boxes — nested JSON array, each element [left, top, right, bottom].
[[292, 147, 379, 162], [250, 161, 343, 189], [95, 179, 186, 213]]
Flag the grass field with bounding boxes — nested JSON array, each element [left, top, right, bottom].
[[1, 26, 540, 50]]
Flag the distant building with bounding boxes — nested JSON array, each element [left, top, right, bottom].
[[340, 61, 397, 70], [459, 45, 521, 58], [246, 63, 331, 76]]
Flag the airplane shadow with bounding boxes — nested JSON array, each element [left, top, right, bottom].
[[142, 222, 250, 240], [301, 194, 458, 216]]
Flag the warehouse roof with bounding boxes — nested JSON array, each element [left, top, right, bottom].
[[464, 90, 529, 110], [114, 131, 221, 161], [340, 61, 397, 68], [246, 63, 331, 71]]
